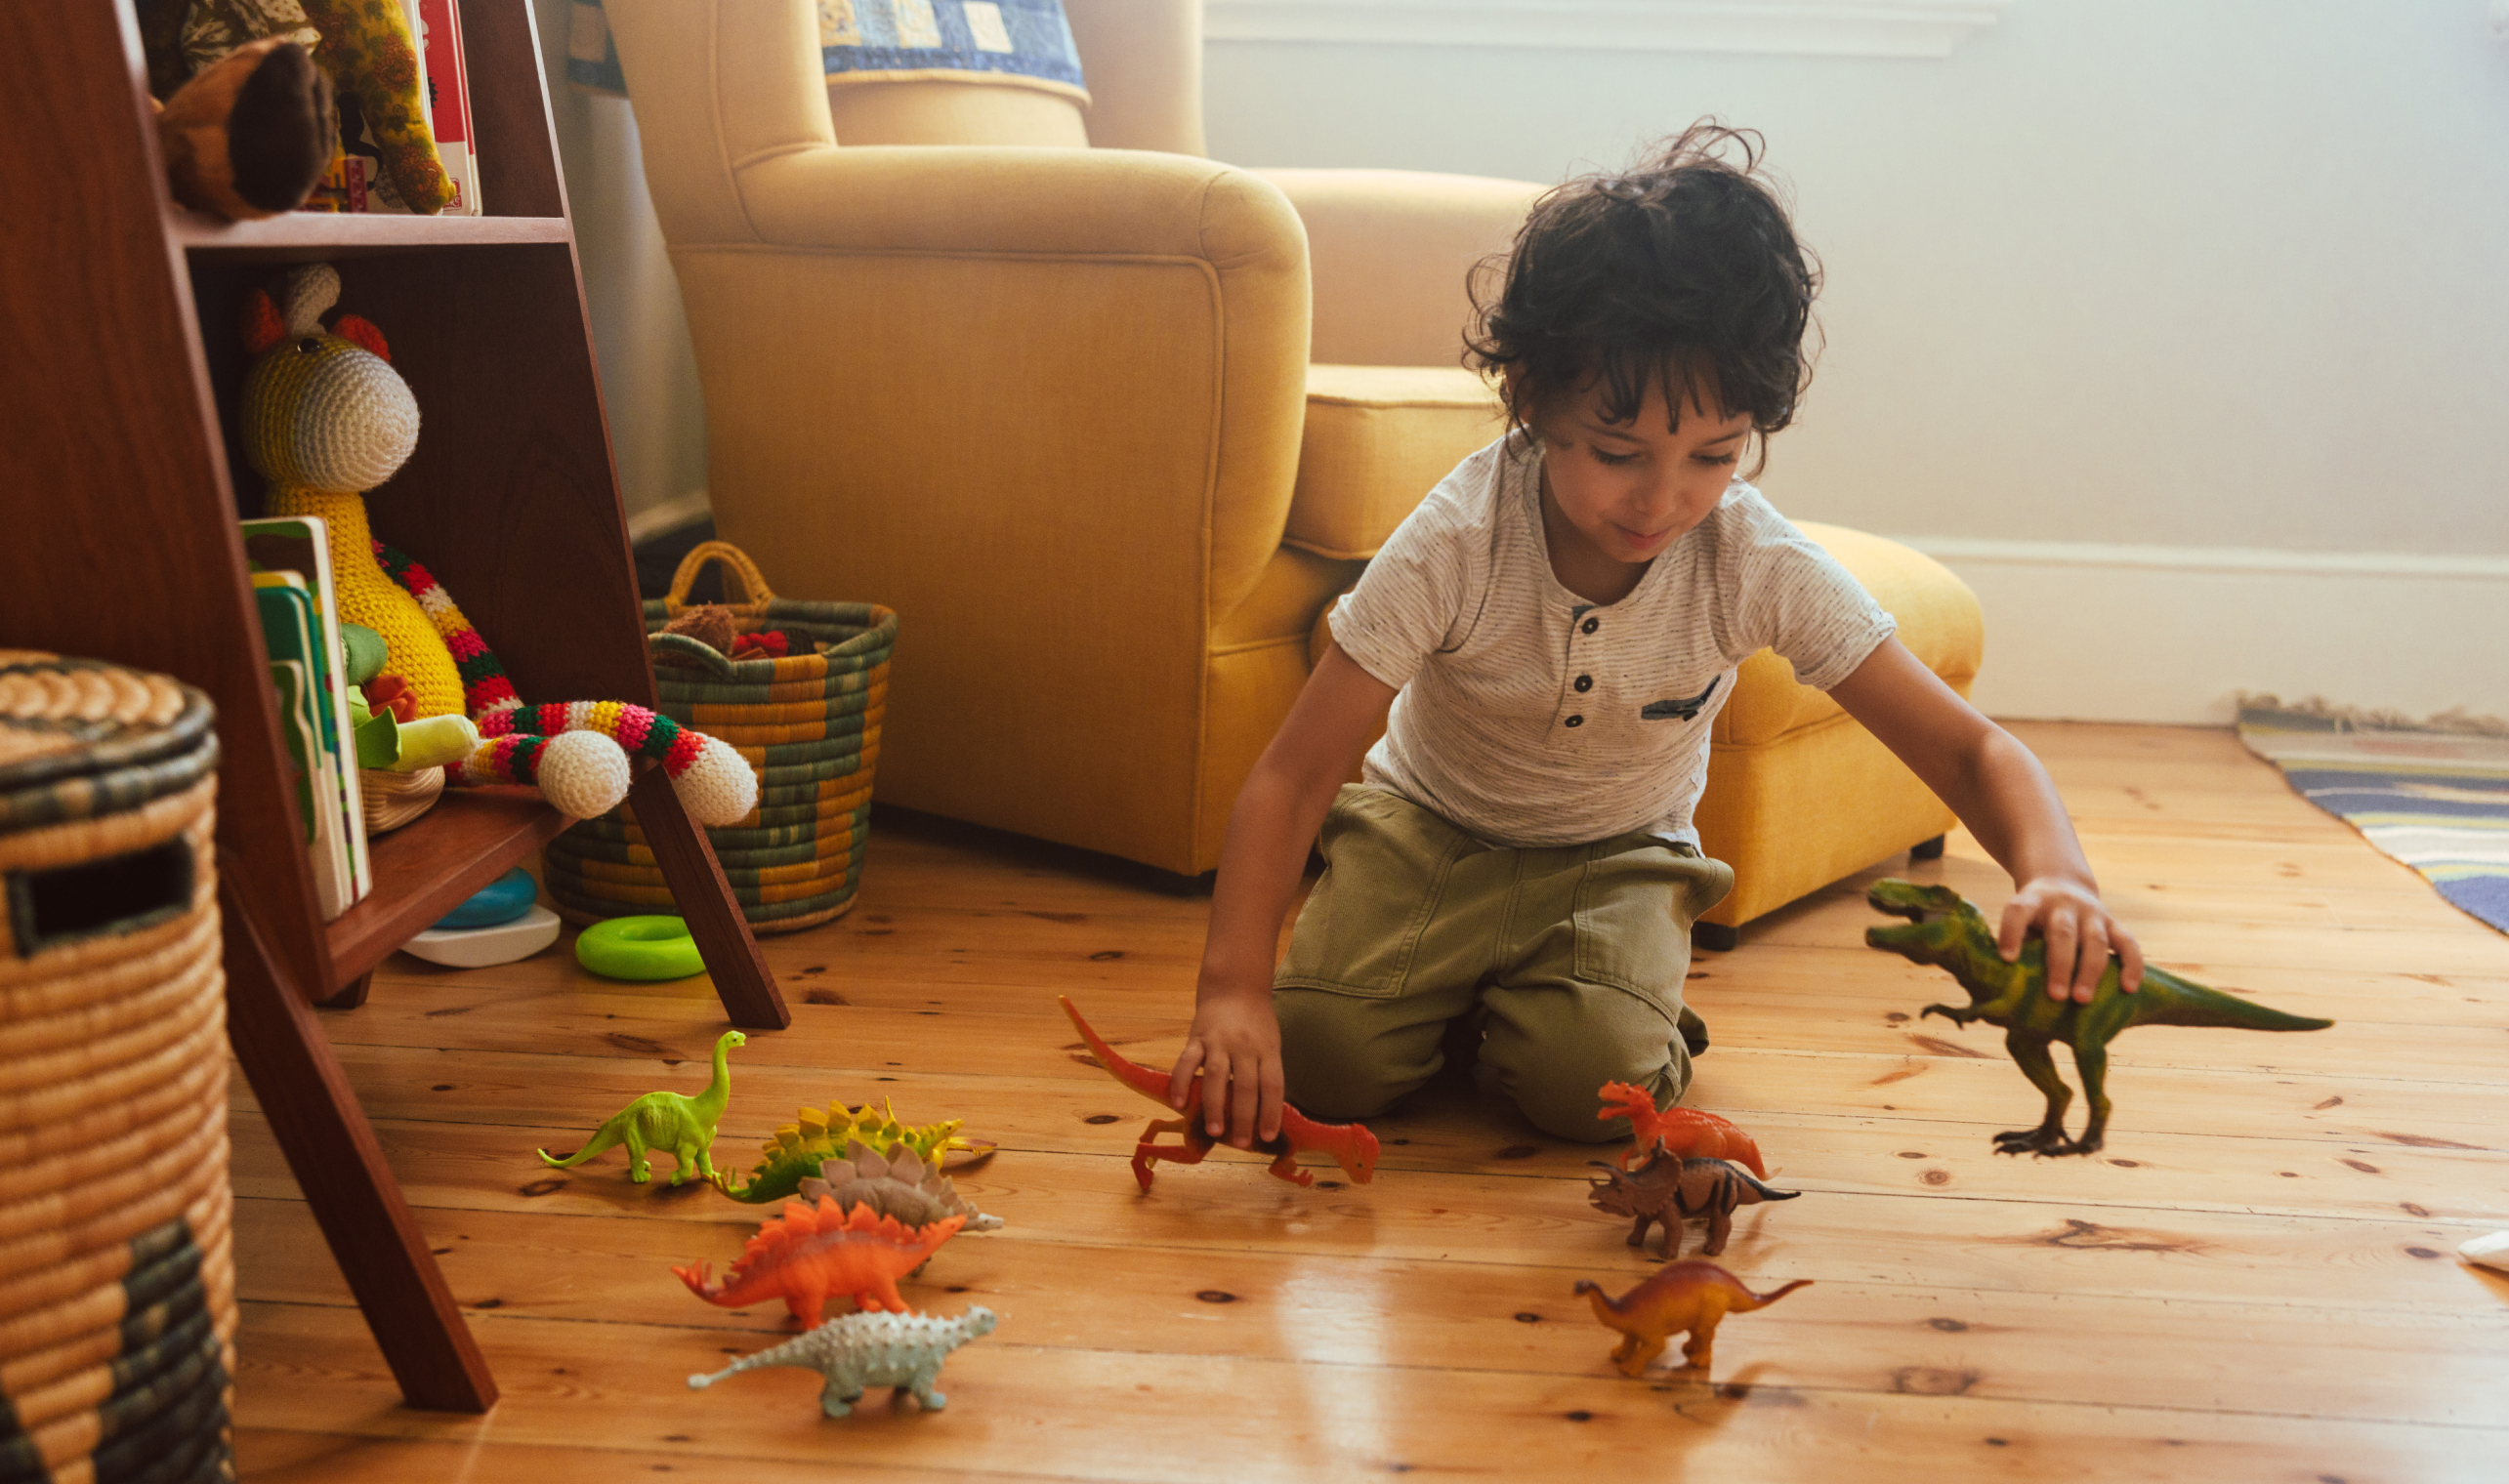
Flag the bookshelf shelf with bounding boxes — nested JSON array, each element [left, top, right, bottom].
[[326, 788, 570, 989], [175, 209, 573, 260], [3, 0, 789, 1416]]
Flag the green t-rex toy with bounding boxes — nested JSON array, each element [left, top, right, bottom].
[[537, 1029, 745, 1184], [1864, 880, 2330, 1157]]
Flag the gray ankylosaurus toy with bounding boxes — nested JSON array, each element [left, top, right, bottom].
[[688, 1306, 999, 1418]]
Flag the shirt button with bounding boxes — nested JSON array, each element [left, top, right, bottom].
[[1581, 618, 1600, 635], [1573, 675, 1593, 692], [1565, 715, 1584, 728]]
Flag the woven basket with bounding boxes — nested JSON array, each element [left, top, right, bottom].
[[543, 542, 897, 934], [0, 653, 235, 1484]]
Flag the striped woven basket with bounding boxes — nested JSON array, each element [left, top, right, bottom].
[[0, 653, 236, 1484], [543, 542, 897, 934]]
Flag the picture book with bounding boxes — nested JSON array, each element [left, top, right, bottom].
[[417, 0, 481, 215], [254, 581, 355, 920], [243, 516, 371, 908]]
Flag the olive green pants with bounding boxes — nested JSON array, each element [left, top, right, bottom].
[[1274, 785, 1734, 1141]]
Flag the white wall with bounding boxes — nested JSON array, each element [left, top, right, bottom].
[[531, 0, 708, 527], [1205, 0, 2509, 721]]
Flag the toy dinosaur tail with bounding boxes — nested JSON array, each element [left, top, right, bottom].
[[1730, 1277, 1813, 1312], [1719, 1131, 1771, 1181], [1059, 997, 1177, 1106], [537, 1119, 623, 1170], [1733, 1168, 1801, 1202], [2145, 974, 2333, 1033]]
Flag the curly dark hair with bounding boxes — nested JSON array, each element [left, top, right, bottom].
[[1467, 122, 1819, 474]]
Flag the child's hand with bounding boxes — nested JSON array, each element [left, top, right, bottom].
[[1999, 878, 2145, 1004], [1169, 993, 1285, 1149]]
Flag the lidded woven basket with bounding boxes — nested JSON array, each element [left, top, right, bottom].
[[0, 652, 236, 1484], [543, 543, 897, 934]]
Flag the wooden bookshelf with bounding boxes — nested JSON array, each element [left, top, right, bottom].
[[172, 209, 573, 258], [0, 0, 788, 1413]]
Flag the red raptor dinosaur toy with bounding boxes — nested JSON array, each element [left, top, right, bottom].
[[1059, 997, 1379, 1191], [1596, 1082, 1770, 1176]]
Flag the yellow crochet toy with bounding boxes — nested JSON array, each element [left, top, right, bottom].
[[239, 265, 758, 828]]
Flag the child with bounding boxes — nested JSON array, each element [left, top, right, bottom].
[[1167, 124, 2144, 1149]]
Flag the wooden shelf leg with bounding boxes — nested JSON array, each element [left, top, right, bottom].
[[628, 764, 789, 1029], [316, 969, 374, 1010], [218, 871, 498, 1413]]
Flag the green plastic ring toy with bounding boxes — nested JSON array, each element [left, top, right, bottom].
[[575, 915, 706, 981]]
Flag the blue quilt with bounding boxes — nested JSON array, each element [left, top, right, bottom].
[[568, 0, 1086, 100]]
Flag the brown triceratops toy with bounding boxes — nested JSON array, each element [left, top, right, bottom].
[[1586, 1153, 1801, 1258]]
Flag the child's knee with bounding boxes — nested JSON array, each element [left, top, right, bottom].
[[1275, 989, 1438, 1122], [1481, 1014, 1693, 1142]]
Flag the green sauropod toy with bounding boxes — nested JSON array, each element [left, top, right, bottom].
[[538, 1029, 744, 1185], [1864, 880, 2331, 1157]]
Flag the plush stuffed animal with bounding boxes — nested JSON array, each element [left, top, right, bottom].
[[151, 35, 337, 220], [239, 264, 758, 827], [140, 0, 452, 216]]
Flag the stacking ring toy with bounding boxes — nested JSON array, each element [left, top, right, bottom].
[[436, 866, 538, 929], [575, 915, 706, 981]]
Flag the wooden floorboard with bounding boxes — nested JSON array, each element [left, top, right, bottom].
[[227, 721, 2509, 1481]]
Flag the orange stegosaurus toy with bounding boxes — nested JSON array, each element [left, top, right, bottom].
[[672, 1199, 965, 1329], [1597, 1081, 1770, 1175], [1574, 1260, 1810, 1377]]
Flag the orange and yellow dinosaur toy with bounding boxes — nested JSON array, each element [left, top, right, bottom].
[[1596, 1082, 1770, 1176], [672, 1199, 965, 1330], [1059, 997, 1379, 1191], [1574, 1260, 1811, 1377]]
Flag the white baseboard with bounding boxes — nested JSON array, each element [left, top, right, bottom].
[[1890, 537, 2509, 725]]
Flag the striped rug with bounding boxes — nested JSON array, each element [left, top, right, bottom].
[[2237, 705, 2509, 935]]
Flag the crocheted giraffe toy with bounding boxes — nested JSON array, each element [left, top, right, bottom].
[[240, 264, 756, 826]]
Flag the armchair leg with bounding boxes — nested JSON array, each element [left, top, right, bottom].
[[1909, 834, 1947, 861], [1692, 921, 1740, 954]]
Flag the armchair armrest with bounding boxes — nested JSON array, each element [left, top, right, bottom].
[[1255, 169, 1544, 367]]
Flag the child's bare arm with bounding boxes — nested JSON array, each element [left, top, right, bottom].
[[1827, 638, 2145, 1004], [1178, 643, 1396, 1145]]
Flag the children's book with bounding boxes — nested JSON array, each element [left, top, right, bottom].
[[416, 0, 481, 215], [266, 657, 319, 844], [243, 516, 371, 910], [254, 581, 355, 920]]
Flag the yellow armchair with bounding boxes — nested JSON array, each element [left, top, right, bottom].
[[600, 0, 1982, 944], [600, 0, 1523, 875]]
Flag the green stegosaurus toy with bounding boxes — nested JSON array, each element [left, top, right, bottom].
[[712, 1098, 977, 1204]]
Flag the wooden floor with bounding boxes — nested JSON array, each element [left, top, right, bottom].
[[227, 722, 2509, 1482]]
